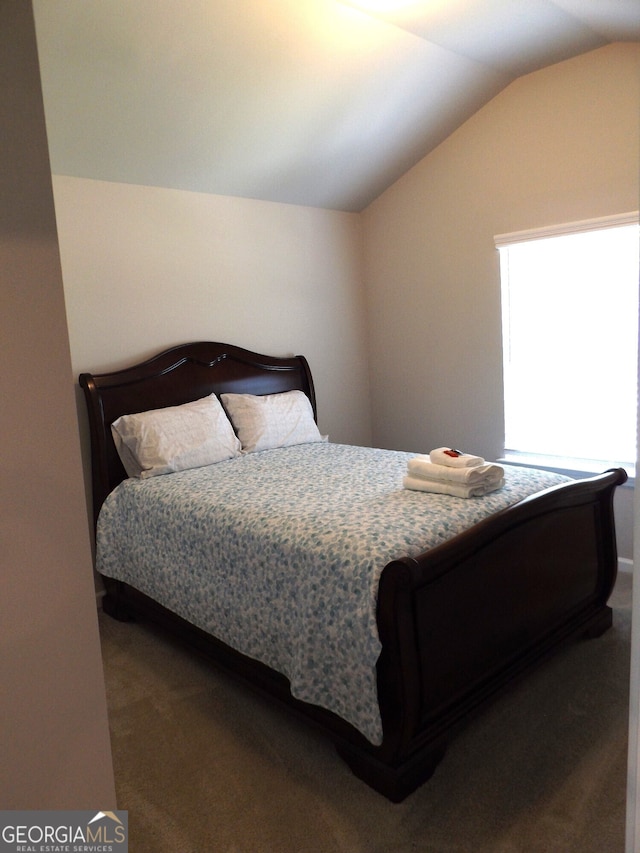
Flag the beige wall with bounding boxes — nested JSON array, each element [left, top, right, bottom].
[[1, 2, 115, 807], [53, 176, 372, 450], [363, 42, 639, 559]]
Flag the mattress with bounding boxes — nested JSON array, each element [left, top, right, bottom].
[[96, 442, 571, 743]]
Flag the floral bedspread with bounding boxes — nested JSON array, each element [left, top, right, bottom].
[[96, 442, 570, 744]]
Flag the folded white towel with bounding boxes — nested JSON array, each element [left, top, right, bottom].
[[429, 447, 485, 468], [403, 475, 505, 499], [407, 457, 504, 485]]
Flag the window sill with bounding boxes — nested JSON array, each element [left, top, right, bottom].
[[498, 451, 635, 487]]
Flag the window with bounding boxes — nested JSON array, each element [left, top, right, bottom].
[[496, 214, 639, 475]]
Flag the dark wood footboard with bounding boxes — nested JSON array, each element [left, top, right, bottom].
[[343, 467, 626, 800]]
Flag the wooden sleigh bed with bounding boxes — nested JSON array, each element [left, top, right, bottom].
[[80, 341, 627, 802]]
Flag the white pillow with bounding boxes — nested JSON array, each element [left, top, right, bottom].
[[220, 390, 324, 454], [111, 393, 242, 478]]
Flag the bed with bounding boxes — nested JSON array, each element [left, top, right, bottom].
[[80, 341, 626, 802]]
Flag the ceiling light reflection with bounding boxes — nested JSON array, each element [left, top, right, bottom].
[[343, 0, 445, 15]]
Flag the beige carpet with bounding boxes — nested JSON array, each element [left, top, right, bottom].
[[99, 573, 631, 852]]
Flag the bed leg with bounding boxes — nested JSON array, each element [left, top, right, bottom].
[[335, 741, 447, 803], [102, 589, 135, 623], [582, 605, 613, 639]]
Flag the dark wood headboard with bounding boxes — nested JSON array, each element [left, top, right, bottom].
[[79, 341, 316, 525]]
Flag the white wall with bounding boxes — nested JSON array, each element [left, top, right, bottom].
[[1, 2, 115, 807], [54, 177, 372, 450], [363, 42, 640, 559]]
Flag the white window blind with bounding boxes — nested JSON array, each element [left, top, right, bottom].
[[496, 214, 639, 472]]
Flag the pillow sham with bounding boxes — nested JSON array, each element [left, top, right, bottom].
[[111, 393, 242, 478], [220, 390, 324, 454]]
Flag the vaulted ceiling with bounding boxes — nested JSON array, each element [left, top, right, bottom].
[[33, 0, 640, 212]]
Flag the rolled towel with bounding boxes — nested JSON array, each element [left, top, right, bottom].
[[429, 447, 485, 468], [407, 457, 504, 485], [403, 475, 505, 499]]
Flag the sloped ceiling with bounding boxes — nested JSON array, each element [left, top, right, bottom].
[[33, 0, 640, 212]]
